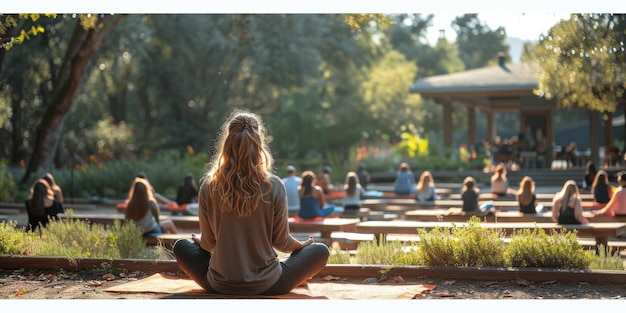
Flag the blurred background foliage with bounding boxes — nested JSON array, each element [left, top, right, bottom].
[[0, 13, 623, 200]]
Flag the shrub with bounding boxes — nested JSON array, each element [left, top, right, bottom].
[[415, 216, 507, 267], [0, 159, 17, 201], [327, 245, 351, 264], [589, 244, 625, 270], [355, 236, 407, 265], [0, 211, 170, 262], [503, 227, 594, 269]]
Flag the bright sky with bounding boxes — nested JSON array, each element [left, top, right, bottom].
[[8, 0, 624, 15], [425, 13, 572, 44]]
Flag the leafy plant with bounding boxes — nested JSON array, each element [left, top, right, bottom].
[[354, 236, 408, 265], [415, 216, 506, 267], [589, 244, 625, 270], [327, 245, 351, 264], [504, 227, 594, 269], [0, 159, 16, 201], [0, 212, 171, 262]]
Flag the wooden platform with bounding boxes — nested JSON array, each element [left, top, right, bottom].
[[402, 209, 626, 223], [355, 220, 626, 246]]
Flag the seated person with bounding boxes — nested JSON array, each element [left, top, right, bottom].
[[490, 164, 515, 197], [517, 176, 540, 214], [594, 171, 626, 217], [25, 178, 64, 232], [393, 162, 417, 195], [416, 171, 438, 201], [551, 180, 588, 225], [317, 166, 333, 195], [124, 177, 178, 236], [591, 170, 613, 209], [297, 171, 334, 219], [444, 176, 492, 216], [342, 172, 364, 215]]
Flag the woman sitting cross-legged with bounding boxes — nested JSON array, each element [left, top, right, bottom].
[[591, 170, 613, 209], [25, 178, 64, 232], [297, 170, 335, 219], [415, 170, 438, 201], [341, 171, 365, 216], [516, 176, 543, 214], [443, 176, 493, 217], [551, 180, 589, 225], [172, 109, 329, 295], [124, 177, 178, 237]]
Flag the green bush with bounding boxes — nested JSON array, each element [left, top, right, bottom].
[[0, 159, 17, 201], [327, 246, 351, 264], [354, 236, 410, 265], [589, 244, 625, 270], [41, 151, 210, 200], [504, 227, 594, 269], [0, 211, 171, 262], [415, 216, 507, 267]]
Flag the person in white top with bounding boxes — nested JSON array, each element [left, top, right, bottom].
[[342, 171, 365, 214], [490, 163, 515, 197], [281, 165, 301, 212]]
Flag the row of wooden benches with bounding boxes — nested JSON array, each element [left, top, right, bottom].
[[358, 198, 598, 214], [59, 212, 626, 250]]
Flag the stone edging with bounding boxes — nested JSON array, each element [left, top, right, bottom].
[[1, 255, 625, 284]]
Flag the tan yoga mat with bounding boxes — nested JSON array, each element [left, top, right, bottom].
[[103, 273, 328, 299]]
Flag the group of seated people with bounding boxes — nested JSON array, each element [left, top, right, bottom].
[[283, 165, 366, 220]]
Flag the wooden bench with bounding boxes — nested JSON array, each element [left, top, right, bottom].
[[0, 202, 26, 214], [59, 213, 359, 243], [402, 209, 626, 223], [378, 199, 595, 213], [356, 220, 626, 246], [448, 193, 595, 201]]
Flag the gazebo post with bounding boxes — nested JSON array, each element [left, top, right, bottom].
[[467, 107, 476, 149], [443, 102, 453, 149]]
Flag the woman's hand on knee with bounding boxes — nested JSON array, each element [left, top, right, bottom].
[[302, 236, 314, 247]]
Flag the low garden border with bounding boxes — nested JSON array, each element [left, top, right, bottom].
[[1, 255, 626, 285]]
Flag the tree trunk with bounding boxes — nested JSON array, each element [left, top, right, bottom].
[[20, 15, 120, 185]]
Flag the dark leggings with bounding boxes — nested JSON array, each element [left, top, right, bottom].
[[172, 239, 330, 295]]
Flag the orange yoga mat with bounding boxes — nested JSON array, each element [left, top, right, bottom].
[[103, 273, 328, 299]]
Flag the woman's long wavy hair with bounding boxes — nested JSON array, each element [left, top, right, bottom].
[[557, 180, 579, 212], [518, 176, 535, 206], [491, 164, 507, 182], [202, 109, 274, 218], [125, 178, 155, 221], [299, 171, 316, 197], [591, 170, 609, 191], [417, 171, 434, 192], [27, 179, 54, 217], [343, 171, 360, 197]]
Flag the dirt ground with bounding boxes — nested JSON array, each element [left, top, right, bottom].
[[1, 267, 625, 300]]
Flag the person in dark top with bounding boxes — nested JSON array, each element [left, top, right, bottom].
[[591, 170, 613, 209], [176, 173, 198, 205], [297, 170, 335, 219], [582, 161, 597, 190], [317, 166, 333, 195], [461, 176, 480, 212], [517, 176, 538, 214], [25, 178, 64, 232], [551, 180, 589, 225], [357, 163, 370, 192]]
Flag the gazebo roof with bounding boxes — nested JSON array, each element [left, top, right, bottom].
[[409, 61, 540, 98]]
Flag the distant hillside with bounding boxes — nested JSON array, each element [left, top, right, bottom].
[[506, 36, 529, 64]]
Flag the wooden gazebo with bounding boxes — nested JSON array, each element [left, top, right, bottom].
[[409, 57, 608, 167]]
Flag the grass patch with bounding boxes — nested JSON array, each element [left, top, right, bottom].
[[0, 210, 173, 265]]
